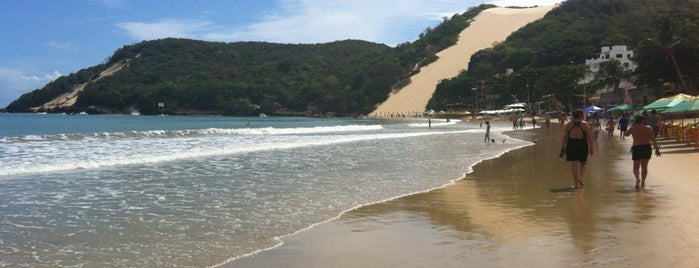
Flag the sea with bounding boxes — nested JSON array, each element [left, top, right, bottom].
[[0, 113, 531, 267]]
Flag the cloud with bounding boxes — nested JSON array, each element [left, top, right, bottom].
[[114, 0, 561, 45], [115, 1, 477, 45], [89, 0, 125, 8], [47, 41, 77, 51], [115, 19, 214, 41], [486, 0, 561, 7], [0, 68, 62, 107], [205, 0, 561, 45]]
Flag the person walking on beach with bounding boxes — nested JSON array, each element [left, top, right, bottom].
[[606, 117, 616, 141], [531, 117, 537, 128], [618, 114, 629, 139], [646, 109, 660, 137], [624, 116, 661, 189], [484, 121, 491, 143], [560, 109, 593, 188], [591, 118, 601, 141]]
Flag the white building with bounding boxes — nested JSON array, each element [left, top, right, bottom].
[[582, 45, 637, 85]]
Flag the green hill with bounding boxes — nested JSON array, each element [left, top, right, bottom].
[[5, 5, 493, 116], [428, 0, 699, 113], [9, 0, 698, 116], [7, 39, 407, 116]]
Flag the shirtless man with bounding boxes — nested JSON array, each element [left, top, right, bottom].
[[623, 116, 661, 189]]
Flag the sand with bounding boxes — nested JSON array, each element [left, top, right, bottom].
[[371, 5, 556, 117], [222, 5, 699, 267], [32, 59, 128, 111], [227, 124, 699, 267]]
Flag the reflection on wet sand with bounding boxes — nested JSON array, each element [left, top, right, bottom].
[[228, 125, 699, 268]]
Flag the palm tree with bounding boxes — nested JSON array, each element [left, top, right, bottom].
[[638, 10, 688, 91]]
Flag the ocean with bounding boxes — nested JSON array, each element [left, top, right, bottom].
[[0, 113, 531, 267]]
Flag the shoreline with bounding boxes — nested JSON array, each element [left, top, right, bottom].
[[224, 124, 699, 267]]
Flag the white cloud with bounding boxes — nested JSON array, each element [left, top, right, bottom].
[[114, 0, 561, 45], [212, 0, 561, 45], [89, 0, 124, 8], [234, 0, 472, 45], [116, 1, 481, 45], [0, 68, 62, 107], [486, 0, 561, 7], [115, 19, 214, 41], [47, 41, 77, 51]]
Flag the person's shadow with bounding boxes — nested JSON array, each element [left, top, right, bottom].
[[550, 186, 582, 193]]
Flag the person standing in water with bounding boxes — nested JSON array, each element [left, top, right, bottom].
[[484, 121, 491, 143], [624, 116, 661, 189], [560, 109, 594, 188]]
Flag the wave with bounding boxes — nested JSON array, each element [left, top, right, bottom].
[[0, 127, 462, 177], [0, 124, 385, 143]]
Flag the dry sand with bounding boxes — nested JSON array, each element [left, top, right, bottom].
[[228, 125, 699, 268], [371, 5, 556, 117]]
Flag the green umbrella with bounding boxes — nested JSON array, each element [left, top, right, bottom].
[[608, 104, 642, 112], [644, 98, 686, 111], [607, 105, 623, 112], [608, 104, 628, 112], [663, 98, 699, 114]]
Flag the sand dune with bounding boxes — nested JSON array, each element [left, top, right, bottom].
[[371, 5, 556, 117]]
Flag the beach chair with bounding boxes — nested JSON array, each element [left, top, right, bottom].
[[689, 126, 699, 150], [685, 127, 695, 145], [666, 124, 677, 139], [660, 123, 670, 138], [676, 125, 686, 142]]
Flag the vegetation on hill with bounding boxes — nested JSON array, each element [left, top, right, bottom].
[[428, 0, 699, 113], [14, 0, 696, 117], [5, 4, 494, 116]]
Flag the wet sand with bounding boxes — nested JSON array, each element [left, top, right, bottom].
[[227, 125, 699, 267]]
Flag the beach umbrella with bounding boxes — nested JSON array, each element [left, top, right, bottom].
[[607, 104, 626, 112], [644, 93, 692, 111], [662, 98, 699, 114], [583, 105, 602, 114]]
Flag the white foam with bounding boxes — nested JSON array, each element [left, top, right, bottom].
[[0, 125, 455, 177]]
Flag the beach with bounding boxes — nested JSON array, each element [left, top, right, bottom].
[[227, 124, 699, 267]]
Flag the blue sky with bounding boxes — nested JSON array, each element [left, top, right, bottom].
[[0, 0, 560, 108]]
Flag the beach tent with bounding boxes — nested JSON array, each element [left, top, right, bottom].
[[608, 104, 641, 112], [662, 98, 699, 114], [643, 93, 692, 111], [662, 97, 699, 125], [607, 105, 626, 112], [583, 105, 602, 114]]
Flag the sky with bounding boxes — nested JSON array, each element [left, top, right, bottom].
[[0, 0, 561, 108]]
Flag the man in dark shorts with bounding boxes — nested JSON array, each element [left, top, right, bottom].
[[560, 109, 594, 188], [624, 116, 661, 189], [618, 114, 629, 139]]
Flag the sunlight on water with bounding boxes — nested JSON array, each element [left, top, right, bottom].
[[0, 114, 529, 267]]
